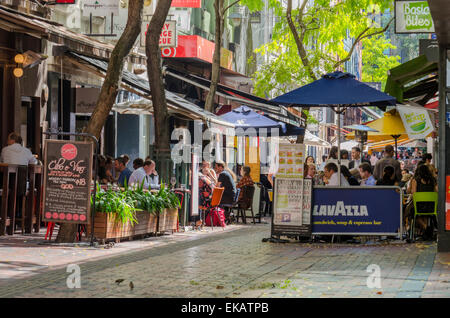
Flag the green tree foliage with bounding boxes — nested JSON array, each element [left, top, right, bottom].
[[240, 0, 399, 98], [361, 34, 401, 90]]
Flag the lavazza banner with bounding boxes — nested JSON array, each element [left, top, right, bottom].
[[311, 187, 402, 236]]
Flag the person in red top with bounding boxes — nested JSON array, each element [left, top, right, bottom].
[[236, 166, 254, 201]]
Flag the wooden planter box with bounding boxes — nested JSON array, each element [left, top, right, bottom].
[[164, 208, 178, 233], [133, 211, 157, 235], [156, 208, 178, 233], [88, 211, 157, 241], [157, 209, 166, 233]]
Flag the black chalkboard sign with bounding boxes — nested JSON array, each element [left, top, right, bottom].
[[42, 140, 93, 224]]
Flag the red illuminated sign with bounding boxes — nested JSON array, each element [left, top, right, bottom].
[[171, 0, 201, 7], [55, 0, 76, 3], [160, 35, 233, 70]]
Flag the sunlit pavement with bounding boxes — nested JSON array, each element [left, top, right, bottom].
[[0, 222, 448, 298]]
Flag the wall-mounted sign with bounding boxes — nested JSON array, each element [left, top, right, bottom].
[[42, 140, 93, 225], [75, 87, 100, 113], [160, 35, 234, 70], [83, 0, 119, 17], [140, 20, 177, 48], [171, 0, 201, 8], [397, 105, 434, 139], [395, 0, 435, 33]]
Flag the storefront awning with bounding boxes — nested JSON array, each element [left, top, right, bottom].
[[384, 55, 438, 104], [66, 52, 235, 128], [163, 67, 305, 127], [0, 5, 145, 64]]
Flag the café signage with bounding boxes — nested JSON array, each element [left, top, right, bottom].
[[272, 143, 312, 237], [42, 140, 93, 224], [395, 0, 435, 33], [75, 87, 100, 113], [397, 105, 434, 140], [311, 187, 402, 236], [83, 0, 119, 17]]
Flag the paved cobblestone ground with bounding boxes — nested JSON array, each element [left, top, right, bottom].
[[0, 223, 449, 298]]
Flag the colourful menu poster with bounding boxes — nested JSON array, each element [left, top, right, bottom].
[[276, 144, 305, 179]]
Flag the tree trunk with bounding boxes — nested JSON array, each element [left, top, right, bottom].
[[286, 0, 314, 144], [145, 0, 172, 182], [55, 0, 144, 243], [204, 0, 224, 113]]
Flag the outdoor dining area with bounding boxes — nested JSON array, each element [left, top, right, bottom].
[[0, 164, 42, 236]]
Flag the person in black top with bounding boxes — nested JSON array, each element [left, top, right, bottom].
[[404, 164, 438, 239], [214, 160, 236, 205], [340, 165, 359, 186], [376, 166, 397, 186]]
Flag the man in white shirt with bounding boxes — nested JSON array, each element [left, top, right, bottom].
[[349, 147, 369, 169], [0, 132, 37, 166], [324, 162, 349, 186], [128, 160, 160, 190]]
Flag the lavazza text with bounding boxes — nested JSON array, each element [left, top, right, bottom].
[[313, 201, 369, 216], [181, 302, 269, 315]]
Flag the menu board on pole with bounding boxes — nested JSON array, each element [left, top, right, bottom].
[[274, 178, 303, 226], [42, 140, 93, 224]]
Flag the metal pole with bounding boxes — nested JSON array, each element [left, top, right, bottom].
[[110, 12, 114, 35], [89, 13, 92, 35], [395, 137, 398, 160], [337, 106, 341, 186], [437, 44, 450, 252]]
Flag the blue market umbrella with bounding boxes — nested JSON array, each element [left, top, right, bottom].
[[272, 71, 396, 107], [272, 71, 396, 185], [219, 106, 305, 136], [220, 105, 284, 135]]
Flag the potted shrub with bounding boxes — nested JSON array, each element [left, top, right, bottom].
[[89, 184, 138, 240], [126, 181, 158, 235], [156, 184, 180, 233]]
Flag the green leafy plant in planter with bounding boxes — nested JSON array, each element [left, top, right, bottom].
[[92, 183, 138, 226], [124, 179, 162, 215], [157, 183, 181, 210]]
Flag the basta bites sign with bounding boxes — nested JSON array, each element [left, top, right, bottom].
[[42, 140, 93, 224], [140, 20, 177, 48]]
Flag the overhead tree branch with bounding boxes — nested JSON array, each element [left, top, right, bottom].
[[334, 17, 394, 69], [286, 0, 317, 82], [223, 0, 240, 14]]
